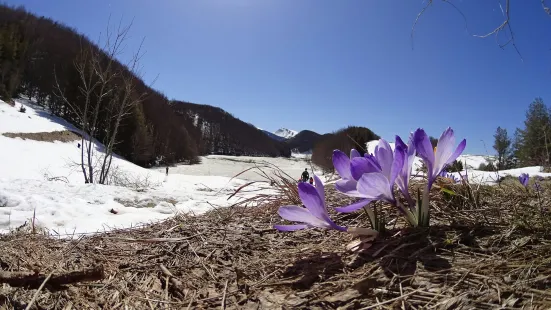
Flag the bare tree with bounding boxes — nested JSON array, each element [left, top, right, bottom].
[[54, 19, 148, 184]]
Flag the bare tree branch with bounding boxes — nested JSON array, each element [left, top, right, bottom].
[[411, 0, 524, 60]]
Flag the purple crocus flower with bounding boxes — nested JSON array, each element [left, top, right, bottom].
[[447, 173, 460, 183], [413, 127, 466, 188], [355, 139, 406, 204], [332, 149, 381, 212], [332, 149, 362, 196], [395, 134, 416, 205], [518, 173, 529, 187], [438, 169, 460, 183], [274, 174, 347, 232]]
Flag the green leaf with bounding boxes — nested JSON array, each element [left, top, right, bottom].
[[440, 187, 456, 196]]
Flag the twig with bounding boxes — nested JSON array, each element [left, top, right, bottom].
[[1, 266, 104, 289], [24, 271, 53, 310], [221, 279, 229, 310], [358, 289, 421, 310], [104, 235, 199, 243]]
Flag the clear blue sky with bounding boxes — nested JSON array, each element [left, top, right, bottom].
[[7, 0, 551, 155]]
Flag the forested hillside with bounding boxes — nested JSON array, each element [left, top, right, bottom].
[[311, 126, 380, 171], [172, 101, 290, 157], [0, 4, 289, 166]]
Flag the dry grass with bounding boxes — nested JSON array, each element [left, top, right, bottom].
[[2, 131, 81, 143], [0, 172, 551, 309]]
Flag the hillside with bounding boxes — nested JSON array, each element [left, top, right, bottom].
[[312, 126, 380, 171], [285, 130, 323, 153], [172, 101, 290, 157], [261, 129, 287, 142]]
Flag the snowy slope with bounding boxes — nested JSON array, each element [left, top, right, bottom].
[[0, 99, 272, 236], [261, 129, 287, 142], [274, 128, 298, 139]]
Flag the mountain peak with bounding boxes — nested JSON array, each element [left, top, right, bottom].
[[274, 128, 298, 139]]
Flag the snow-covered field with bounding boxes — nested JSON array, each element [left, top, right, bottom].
[[0, 100, 276, 236], [1, 98, 550, 237], [152, 154, 317, 182]]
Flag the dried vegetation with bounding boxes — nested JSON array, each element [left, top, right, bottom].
[[0, 167, 550, 309]]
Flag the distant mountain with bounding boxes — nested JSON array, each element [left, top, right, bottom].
[[274, 128, 298, 139], [261, 129, 287, 142], [285, 130, 323, 153]]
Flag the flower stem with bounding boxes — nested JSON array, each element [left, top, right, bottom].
[[419, 184, 431, 227]]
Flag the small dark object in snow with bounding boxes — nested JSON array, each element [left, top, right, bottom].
[[77, 143, 81, 148], [109, 208, 118, 214]]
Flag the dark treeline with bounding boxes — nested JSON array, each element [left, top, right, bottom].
[[0, 4, 289, 167], [312, 126, 380, 171], [172, 101, 290, 157]]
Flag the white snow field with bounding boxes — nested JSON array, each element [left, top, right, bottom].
[[152, 154, 318, 183], [0, 99, 279, 236]]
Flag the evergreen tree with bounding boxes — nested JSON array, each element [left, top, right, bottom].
[[514, 98, 551, 166], [493, 126, 511, 169]]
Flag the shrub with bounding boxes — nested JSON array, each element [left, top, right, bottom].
[[447, 159, 464, 172], [478, 161, 496, 171]]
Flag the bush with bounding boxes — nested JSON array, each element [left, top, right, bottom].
[[447, 159, 464, 172], [478, 161, 496, 171], [18, 105, 26, 113]]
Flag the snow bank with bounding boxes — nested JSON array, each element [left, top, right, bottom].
[[0, 100, 272, 235]]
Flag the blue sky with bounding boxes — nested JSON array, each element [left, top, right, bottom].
[[7, 0, 551, 155]]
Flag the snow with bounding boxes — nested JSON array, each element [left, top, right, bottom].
[[152, 154, 319, 182], [0, 99, 274, 236], [274, 128, 298, 139]]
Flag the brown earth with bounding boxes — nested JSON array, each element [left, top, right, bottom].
[[2, 130, 81, 143]]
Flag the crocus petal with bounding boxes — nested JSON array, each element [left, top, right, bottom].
[[278, 205, 330, 228], [335, 198, 372, 213], [413, 129, 435, 163], [313, 174, 324, 202], [434, 128, 456, 175], [444, 139, 466, 166], [413, 128, 435, 176], [357, 172, 394, 202], [394, 135, 415, 194], [335, 179, 364, 197], [350, 149, 361, 159], [274, 224, 308, 231], [395, 135, 407, 150], [297, 182, 330, 222], [350, 157, 381, 180], [390, 144, 405, 187], [333, 150, 352, 180], [375, 139, 394, 179]]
